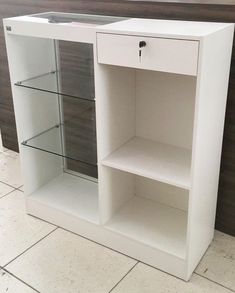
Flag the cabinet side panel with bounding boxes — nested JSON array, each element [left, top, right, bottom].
[[99, 166, 135, 223], [4, 33, 63, 194], [187, 25, 234, 278]]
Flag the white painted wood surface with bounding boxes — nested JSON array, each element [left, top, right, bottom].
[[135, 70, 196, 149], [4, 34, 63, 195], [135, 177, 189, 211], [106, 196, 187, 258], [28, 173, 99, 224], [102, 137, 191, 189], [186, 25, 234, 279], [98, 18, 232, 40], [97, 33, 199, 75], [3, 13, 124, 44]]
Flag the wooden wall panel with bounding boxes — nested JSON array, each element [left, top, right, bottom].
[[0, 0, 235, 235]]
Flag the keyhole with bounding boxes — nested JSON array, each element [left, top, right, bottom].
[[139, 41, 146, 62]]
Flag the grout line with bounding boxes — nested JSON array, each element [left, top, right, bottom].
[[0, 188, 20, 200], [28, 214, 59, 228], [28, 221, 188, 284], [3, 227, 58, 268], [2, 268, 41, 293], [194, 272, 235, 293], [108, 261, 139, 293], [26, 215, 139, 264], [59, 226, 139, 263], [3, 148, 13, 153], [0, 180, 20, 189], [15, 186, 23, 192]]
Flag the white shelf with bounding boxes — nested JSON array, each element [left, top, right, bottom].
[[102, 137, 191, 189], [28, 173, 99, 224], [106, 196, 187, 259]]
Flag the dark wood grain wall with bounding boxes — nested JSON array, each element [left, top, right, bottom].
[[1, 0, 235, 235]]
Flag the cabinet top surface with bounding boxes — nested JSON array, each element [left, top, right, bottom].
[[4, 12, 234, 41], [4, 12, 126, 26], [97, 18, 234, 39]]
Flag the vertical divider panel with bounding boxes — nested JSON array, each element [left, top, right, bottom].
[[94, 52, 136, 223], [53, 39, 67, 172]]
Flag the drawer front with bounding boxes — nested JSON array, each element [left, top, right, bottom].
[[97, 33, 199, 76]]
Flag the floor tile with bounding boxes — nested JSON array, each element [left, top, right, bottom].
[[0, 182, 14, 198], [0, 151, 22, 188], [6, 228, 137, 293], [111, 262, 232, 293], [0, 269, 37, 293], [4, 149, 19, 159], [196, 230, 235, 291], [0, 190, 56, 266]]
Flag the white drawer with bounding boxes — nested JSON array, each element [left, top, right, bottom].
[[97, 33, 199, 76]]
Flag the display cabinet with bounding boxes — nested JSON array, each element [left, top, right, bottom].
[[4, 12, 234, 280]]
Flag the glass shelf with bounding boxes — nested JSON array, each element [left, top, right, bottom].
[[22, 123, 97, 169], [32, 12, 126, 26], [15, 71, 95, 101]]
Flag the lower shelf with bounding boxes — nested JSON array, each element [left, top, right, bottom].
[[105, 196, 187, 259], [27, 173, 99, 224]]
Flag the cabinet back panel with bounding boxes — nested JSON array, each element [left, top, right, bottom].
[[136, 70, 196, 149], [135, 176, 189, 211]]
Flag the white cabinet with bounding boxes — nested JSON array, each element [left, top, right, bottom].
[[4, 12, 234, 280]]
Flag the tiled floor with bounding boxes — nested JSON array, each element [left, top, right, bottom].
[[0, 148, 234, 293]]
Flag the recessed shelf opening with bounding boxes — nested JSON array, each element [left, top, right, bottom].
[[99, 65, 195, 257], [103, 167, 188, 258], [100, 66, 196, 188], [28, 172, 99, 224], [13, 34, 99, 223]]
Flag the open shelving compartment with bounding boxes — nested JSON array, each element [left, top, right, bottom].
[[98, 65, 196, 259], [10, 34, 100, 224]]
